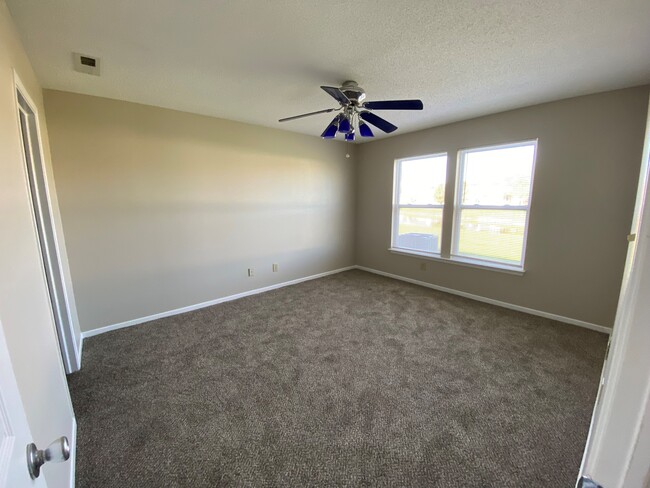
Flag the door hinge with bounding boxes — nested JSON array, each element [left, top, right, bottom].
[[603, 336, 612, 363], [578, 476, 604, 488], [627, 233, 636, 242]]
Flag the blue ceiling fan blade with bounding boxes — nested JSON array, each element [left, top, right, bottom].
[[345, 131, 355, 142], [359, 111, 398, 133], [363, 99, 423, 110], [359, 121, 374, 137]]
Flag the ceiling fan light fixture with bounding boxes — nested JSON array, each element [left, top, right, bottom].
[[321, 116, 339, 138], [359, 121, 374, 138], [338, 116, 351, 133], [279, 81, 423, 139]]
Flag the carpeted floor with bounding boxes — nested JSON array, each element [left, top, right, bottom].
[[68, 270, 607, 487]]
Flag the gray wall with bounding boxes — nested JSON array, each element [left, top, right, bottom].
[[355, 87, 649, 328], [44, 90, 356, 332]]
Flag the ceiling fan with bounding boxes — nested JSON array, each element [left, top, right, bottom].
[[278, 81, 424, 141]]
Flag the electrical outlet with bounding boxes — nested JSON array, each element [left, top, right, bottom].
[[248, 268, 254, 277], [272, 263, 279, 272], [420, 262, 427, 271]]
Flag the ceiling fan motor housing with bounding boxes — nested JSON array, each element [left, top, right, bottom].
[[341, 80, 366, 104]]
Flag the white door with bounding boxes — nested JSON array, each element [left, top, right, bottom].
[[0, 320, 48, 488], [578, 97, 650, 487], [0, 43, 76, 488]]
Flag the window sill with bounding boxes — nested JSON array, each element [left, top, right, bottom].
[[388, 248, 526, 276]]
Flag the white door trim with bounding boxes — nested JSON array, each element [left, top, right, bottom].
[[12, 71, 81, 373]]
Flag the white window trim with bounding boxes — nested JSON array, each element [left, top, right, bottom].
[[390, 140, 537, 274], [388, 247, 526, 275], [450, 139, 537, 271], [391, 153, 448, 256]]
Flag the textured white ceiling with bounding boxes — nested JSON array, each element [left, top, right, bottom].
[[6, 0, 650, 142]]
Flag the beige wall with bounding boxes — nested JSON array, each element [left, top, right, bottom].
[[44, 86, 649, 333], [0, 1, 75, 486], [356, 87, 649, 328], [44, 90, 356, 332]]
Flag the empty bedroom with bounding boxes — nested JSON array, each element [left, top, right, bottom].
[[1, 1, 650, 487]]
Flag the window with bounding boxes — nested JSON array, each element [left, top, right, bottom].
[[453, 142, 536, 268], [392, 154, 447, 254], [391, 141, 537, 273]]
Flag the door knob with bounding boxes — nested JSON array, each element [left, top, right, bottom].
[[26, 436, 70, 479]]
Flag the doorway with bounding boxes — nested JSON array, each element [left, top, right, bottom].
[[16, 88, 79, 374]]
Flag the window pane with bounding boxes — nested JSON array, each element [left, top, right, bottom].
[[456, 209, 526, 264], [461, 144, 535, 206], [396, 208, 443, 253], [398, 155, 447, 205]]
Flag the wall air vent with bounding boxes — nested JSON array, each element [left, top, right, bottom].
[[73, 53, 100, 76]]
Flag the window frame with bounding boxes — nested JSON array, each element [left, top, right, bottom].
[[451, 140, 537, 271], [389, 140, 538, 275], [391, 152, 448, 256]]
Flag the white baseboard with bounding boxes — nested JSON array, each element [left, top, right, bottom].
[[81, 266, 356, 340], [79, 263, 610, 344], [355, 265, 612, 335], [69, 416, 77, 488]]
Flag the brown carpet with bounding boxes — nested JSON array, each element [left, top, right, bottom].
[[68, 270, 607, 487]]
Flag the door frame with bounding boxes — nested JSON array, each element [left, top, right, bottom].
[[12, 72, 81, 373]]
